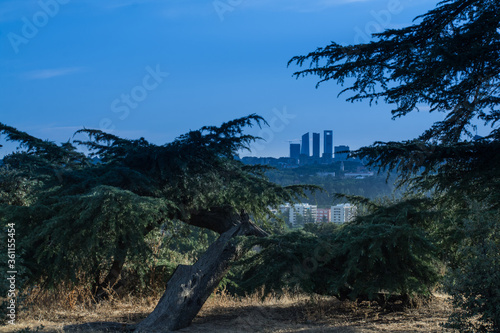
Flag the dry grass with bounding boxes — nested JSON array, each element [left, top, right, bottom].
[[185, 290, 454, 333], [2, 288, 454, 333]]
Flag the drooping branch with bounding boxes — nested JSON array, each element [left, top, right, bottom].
[[288, 0, 500, 143]]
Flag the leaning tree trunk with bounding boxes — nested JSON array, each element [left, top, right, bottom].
[[135, 212, 266, 332]]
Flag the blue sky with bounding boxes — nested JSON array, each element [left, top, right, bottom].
[[0, 0, 463, 158]]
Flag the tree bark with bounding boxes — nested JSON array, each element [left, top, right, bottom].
[[135, 211, 266, 332], [93, 222, 159, 300], [92, 239, 128, 301], [93, 254, 126, 300]]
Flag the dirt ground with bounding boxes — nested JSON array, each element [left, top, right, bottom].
[[2, 292, 454, 333]]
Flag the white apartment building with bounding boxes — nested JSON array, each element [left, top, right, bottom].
[[278, 203, 317, 226], [331, 203, 357, 223]]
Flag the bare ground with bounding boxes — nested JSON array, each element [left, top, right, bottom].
[[2, 292, 454, 333]]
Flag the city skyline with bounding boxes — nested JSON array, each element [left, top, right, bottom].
[[247, 129, 351, 160], [2, 0, 488, 159]]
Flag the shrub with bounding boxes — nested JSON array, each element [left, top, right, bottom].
[[444, 211, 500, 332]]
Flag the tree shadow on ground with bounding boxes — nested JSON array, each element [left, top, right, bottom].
[[61, 297, 430, 332]]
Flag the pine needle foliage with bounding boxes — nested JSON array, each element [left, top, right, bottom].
[[443, 207, 500, 332], [233, 197, 439, 304], [355, 134, 500, 210], [0, 115, 315, 292], [288, 0, 499, 329]]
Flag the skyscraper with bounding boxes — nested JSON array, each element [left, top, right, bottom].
[[290, 143, 300, 160], [301, 132, 310, 156], [323, 130, 333, 160], [334, 145, 350, 161], [312, 133, 320, 158]]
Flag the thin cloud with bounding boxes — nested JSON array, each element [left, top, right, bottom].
[[22, 67, 85, 80]]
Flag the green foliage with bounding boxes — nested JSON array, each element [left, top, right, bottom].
[[161, 223, 219, 263], [335, 222, 438, 301], [444, 209, 500, 332], [355, 136, 500, 210], [231, 230, 325, 296], [10, 186, 173, 288], [289, 0, 499, 329], [0, 168, 42, 206], [0, 115, 314, 294], [303, 221, 339, 235], [232, 198, 439, 303]]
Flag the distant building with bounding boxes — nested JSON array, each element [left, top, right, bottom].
[[301, 132, 310, 157], [241, 156, 299, 168], [291, 203, 317, 226], [344, 172, 374, 179], [334, 145, 350, 161], [279, 203, 317, 227], [312, 133, 320, 158], [290, 143, 300, 160], [316, 172, 336, 177], [323, 130, 333, 160], [316, 208, 331, 223], [331, 203, 357, 223]]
